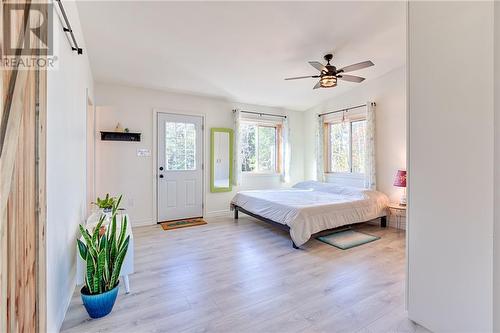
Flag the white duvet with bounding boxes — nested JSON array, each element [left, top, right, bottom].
[[231, 181, 389, 246]]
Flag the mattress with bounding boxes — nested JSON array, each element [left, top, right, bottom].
[[231, 181, 389, 246]]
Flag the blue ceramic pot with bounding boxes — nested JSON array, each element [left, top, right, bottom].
[[81, 282, 119, 319]]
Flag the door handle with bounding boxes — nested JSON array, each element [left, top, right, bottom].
[[159, 174, 164, 178]]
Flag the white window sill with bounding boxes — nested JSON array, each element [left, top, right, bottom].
[[242, 172, 281, 178], [325, 172, 365, 179]]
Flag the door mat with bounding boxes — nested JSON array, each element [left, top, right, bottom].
[[160, 218, 207, 230]]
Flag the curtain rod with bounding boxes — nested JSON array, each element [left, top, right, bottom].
[[234, 109, 287, 119], [317, 102, 376, 117]]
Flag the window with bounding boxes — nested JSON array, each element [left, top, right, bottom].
[[165, 122, 196, 171], [328, 119, 366, 174], [240, 122, 279, 173]]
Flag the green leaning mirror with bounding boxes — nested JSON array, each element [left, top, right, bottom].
[[210, 128, 234, 192]]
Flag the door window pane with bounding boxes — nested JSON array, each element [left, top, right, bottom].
[[258, 126, 276, 172], [351, 120, 366, 174], [330, 122, 350, 172], [165, 122, 196, 171]]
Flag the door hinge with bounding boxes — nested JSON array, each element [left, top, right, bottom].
[[201, 124, 204, 130]]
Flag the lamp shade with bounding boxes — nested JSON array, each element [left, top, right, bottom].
[[393, 170, 407, 188]]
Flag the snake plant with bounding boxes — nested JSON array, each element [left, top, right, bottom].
[[77, 195, 130, 294], [93, 193, 117, 210]]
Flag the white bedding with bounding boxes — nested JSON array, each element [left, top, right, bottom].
[[231, 181, 389, 246]]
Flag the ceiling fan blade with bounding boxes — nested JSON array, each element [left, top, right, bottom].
[[338, 60, 374, 73], [313, 81, 322, 89], [309, 61, 327, 72], [284, 75, 319, 80], [338, 74, 365, 83]]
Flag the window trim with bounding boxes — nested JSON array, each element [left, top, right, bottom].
[[325, 117, 367, 175], [240, 120, 281, 174]]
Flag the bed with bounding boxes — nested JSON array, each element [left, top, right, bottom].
[[230, 181, 389, 248]]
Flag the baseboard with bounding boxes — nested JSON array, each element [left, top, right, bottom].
[[205, 209, 231, 218], [54, 269, 76, 333], [132, 218, 156, 227], [134, 212, 232, 225]]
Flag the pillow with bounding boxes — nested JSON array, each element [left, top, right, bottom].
[[292, 180, 325, 191], [293, 181, 365, 197]]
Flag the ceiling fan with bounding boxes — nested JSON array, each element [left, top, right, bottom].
[[285, 54, 374, 89]]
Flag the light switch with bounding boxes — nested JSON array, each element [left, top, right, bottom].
[[137, 148, 151, 157]]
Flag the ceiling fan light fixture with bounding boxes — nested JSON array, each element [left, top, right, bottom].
[[285, 54, 373, 89], [320, 75, 337, 88]]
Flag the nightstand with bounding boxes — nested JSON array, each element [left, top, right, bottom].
[[387, 202, 407, 230]]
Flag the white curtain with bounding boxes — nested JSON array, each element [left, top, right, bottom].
[[281, 117, 291, 183], [233, 110, 242, 186], [316, 115, 325, 182], [364, 102, 376, 189]]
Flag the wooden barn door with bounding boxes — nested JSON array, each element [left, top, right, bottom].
[[0, 1, 47, 332]]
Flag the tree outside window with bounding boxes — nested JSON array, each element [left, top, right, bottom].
[[240, 123, 277, 173], [329, 119, 366, 174], [165, 122, 196, 171]]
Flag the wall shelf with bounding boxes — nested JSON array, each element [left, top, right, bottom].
[[100, 131, 141, 142]]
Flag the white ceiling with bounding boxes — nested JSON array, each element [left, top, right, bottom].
[[77, 1, 406, 111]]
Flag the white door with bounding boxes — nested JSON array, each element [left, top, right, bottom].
[[157, 113, 203, 222]]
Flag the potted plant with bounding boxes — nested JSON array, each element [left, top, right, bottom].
[[93, 193, 117, 213], [77, 196, 130, 319]]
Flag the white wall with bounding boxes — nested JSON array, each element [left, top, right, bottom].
[[408, 2, 494, 331], [303, 67, 406, 203], [495, 2, 500, 332], [94, 83, 304, 226], [46, 2, 94, 332]]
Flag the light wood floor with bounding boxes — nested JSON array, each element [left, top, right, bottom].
[[61, 216, 429, 333]]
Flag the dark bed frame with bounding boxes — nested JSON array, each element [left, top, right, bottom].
[[231, 204, 387, 249]]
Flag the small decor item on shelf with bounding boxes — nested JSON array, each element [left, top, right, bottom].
[[115, 122, 124, 132], [77, 195, 130, 319], [393, 169, 407, 206], [93, 193, 117, 213], [124, 128, 130, 133]]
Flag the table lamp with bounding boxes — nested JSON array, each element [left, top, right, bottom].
[[393, 170, 407, 206]]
